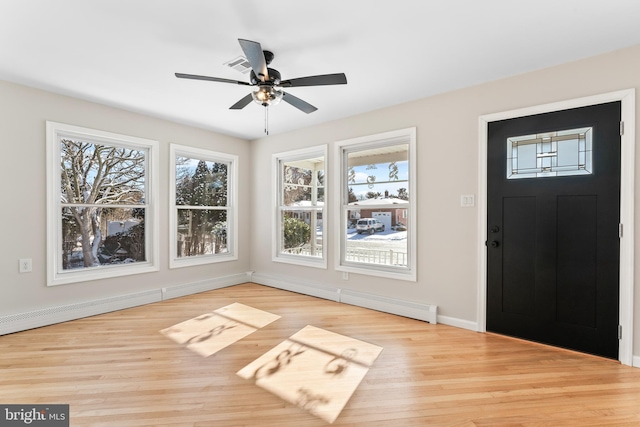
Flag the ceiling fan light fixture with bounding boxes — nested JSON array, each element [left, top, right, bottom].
[[176, 38, 346, 117], [251, 86, 283, 107]]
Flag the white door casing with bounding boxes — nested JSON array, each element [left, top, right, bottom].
[[477, 89, 635, 366]]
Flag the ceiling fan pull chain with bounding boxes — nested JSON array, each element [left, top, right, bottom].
[[264, 106, 269, 135]]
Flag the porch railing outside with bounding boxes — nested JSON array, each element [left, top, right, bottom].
[[282, 245, 407, 266], [344, 247, 407, 266]]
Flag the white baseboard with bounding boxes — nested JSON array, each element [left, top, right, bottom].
[[251, 273, 341, 302], [633, 355, 640, 368], [0, 289, 161, 335], [160, 273, 250, 300], [339, 289, 437, 324], [437, 315, 478, 331], [0, 272, 250, 336], [6, 274, 628, 365], [252, 273, 437, 324]]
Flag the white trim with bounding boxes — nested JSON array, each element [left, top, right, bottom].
[[168, 144, 238, 268], [251, 272, 437, 323], [159, 273, 247, 300], [0, 273, 249, 335], [340, 289, 437, 324], [437, 315, 477, 331], [333, 127, 417, 282], [0, 289, 161, 335], [252, 272, 340, 301], [477, 89, 635, 366], [271, 145, 328, 269], [46, 121, 160, 286]]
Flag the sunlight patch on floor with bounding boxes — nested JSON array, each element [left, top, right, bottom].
[[160, 303, 280, 357], [237, 325, 383, 423]]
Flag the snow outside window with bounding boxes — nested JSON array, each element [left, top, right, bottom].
[[46, 121, 159, 286], [170, 144, 238, 268], [273, 145, 327, 269], [334, 128, 416, 281]]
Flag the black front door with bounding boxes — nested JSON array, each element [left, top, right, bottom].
[[487, 101, 621, 359]]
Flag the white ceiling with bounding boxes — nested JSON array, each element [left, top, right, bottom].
[[2, 0, 640, 140]]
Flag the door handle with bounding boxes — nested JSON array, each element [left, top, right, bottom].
[[489, 240, 499, 248]]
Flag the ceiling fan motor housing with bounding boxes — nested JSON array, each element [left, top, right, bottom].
[[250, 68, 281, 86]]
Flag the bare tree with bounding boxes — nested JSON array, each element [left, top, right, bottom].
[[60, 139, 145, 268]]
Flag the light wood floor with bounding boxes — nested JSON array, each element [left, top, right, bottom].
[[2, 283, 640, 426]]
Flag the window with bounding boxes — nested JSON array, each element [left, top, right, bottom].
[[334, 128, 416, 281], [507, 127, 593, 179], [273, 146, 327, 268], [46, 121, 159, 286], [170, 144, 237, 268]]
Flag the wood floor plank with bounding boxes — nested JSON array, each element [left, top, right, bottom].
[[1, 283, 640, 426]]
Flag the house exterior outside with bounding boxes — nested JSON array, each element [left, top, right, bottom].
[[348, 197, 408, 230]]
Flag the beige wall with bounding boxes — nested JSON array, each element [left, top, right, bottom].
[[250, 45, 640, 358], [0, 80, 251, 316], [1, 44, 638, 362]]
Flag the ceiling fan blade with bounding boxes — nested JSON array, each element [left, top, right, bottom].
[[229, 93, 254, 110], [238, 39, 269, 83], [280, 73, 347, 88], [175, 73, 251, 86], [282, 91, 318, 114]]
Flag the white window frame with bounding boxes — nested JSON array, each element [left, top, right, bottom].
[[333, 128, 417, 281], [46, 121, 159, 286], [272, 145, 327, 269], [169, 144, 238, 268]]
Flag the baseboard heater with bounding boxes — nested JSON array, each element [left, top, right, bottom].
[[0, 273, 249, 335], [251, 273, 437, 324], [338, 289, 437, 324], [0, 289, 161, 335], [0, 273, 438, 335]]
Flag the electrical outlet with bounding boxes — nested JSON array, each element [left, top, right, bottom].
[[19, 258, 32, 273]]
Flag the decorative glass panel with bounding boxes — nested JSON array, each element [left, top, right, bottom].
[[507, 127, 593, 179]]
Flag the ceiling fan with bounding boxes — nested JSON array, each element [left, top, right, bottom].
[[175, 38, 347, 114]]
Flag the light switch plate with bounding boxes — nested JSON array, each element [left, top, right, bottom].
[[460, 195, 475, 207]]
